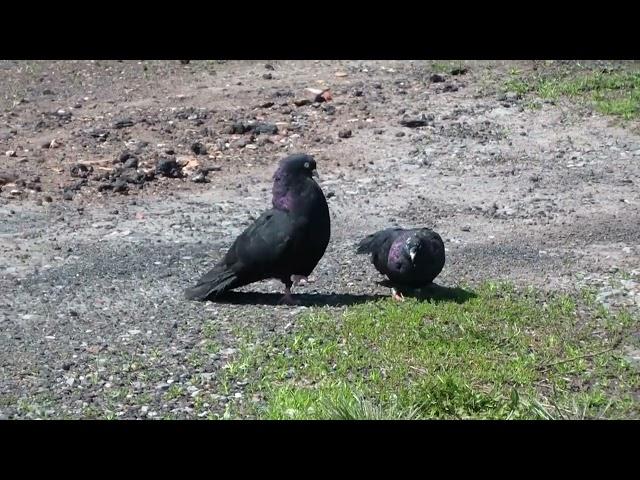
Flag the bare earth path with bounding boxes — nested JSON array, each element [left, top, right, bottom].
[[0, 60, 638, 418]]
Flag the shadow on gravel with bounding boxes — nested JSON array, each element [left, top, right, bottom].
[[207, 284, 476, 306], [210, 291, 386, 307]]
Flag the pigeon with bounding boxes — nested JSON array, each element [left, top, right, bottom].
[[185, 153, 331, 304], [356, 227, 445, 301]]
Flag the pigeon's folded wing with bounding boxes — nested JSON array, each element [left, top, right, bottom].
[[225, 209, 297, 275]]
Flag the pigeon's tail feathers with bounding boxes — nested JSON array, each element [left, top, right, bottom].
[[356, 233, 379, 254], [184, 266, 238, 301]]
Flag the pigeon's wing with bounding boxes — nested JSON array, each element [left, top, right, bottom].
[[356, 228, 403, 255], [222, 208, 297, 278], [415, 228, 445, 250], [357, 228, 406, 275], [185, 207, 301, 301], [412, 228, 446, 283]]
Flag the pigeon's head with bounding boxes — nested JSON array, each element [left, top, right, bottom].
[[277, 154, 319, 179], [404, 236, 423, 264]]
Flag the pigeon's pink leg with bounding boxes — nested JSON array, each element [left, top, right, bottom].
[[391, 288, 405, 302]]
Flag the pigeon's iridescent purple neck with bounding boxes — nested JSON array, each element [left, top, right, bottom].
[[272, 167, 296, 211]]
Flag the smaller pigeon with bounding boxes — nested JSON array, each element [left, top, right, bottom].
[[356, 227, 445, 301]]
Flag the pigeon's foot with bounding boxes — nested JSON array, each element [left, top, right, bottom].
[[278, 286, 300, 305], [278, 293, 300, 305], [391, 288, 405, 302], [291, 275, 308, 287]]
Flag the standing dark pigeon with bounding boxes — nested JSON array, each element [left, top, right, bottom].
[[185, 154, 331, 304], [356, 227, 445, 300]]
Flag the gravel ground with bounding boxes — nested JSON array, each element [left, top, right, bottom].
[[0, 60, 639, 419]]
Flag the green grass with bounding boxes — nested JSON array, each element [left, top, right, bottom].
[[504, 68, 640, 119], [222, 282, 639, 420]]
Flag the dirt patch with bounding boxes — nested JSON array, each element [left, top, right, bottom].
[[1, 60, 639, 419]]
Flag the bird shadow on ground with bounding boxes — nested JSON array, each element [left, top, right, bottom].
[[381, 281, 478, 304], [210, 291, 386, 307], [207, 284, 476, 306]]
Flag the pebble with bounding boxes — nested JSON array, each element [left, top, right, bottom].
[[191, 171, 209, 183], [112, 118, 135, 129], [113, 180, 128, 193], [156, 158, 183, 178], [123, 157, 139, 169], [338, 129, 352, 139], [191, 142, 207, 155]]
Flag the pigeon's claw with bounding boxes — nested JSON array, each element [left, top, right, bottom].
[[279, 285, 300, 305], [391, 288, 405, 302]]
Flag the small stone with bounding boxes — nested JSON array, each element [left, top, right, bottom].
[[191, 142, 207, 155], [395, 131, 406, 137], [338, 129, 352, 139], [400, 116, 430, 128], [253, 123, 278, 135], [156, 157, 183, 178], [123, 157, 139, 169], [112, 118, 135, 129], [322, 105, 336, 115], [224, 122, 251, 134], [461, 226, 471, 232], [113, 180, 128, 193], [450, 67, 468, 76], [265, 64, 275, 70], [263, 73, 273, 80], [191, 171, 209, 183], [294, 99, 312, 107], [70, 164, 93, 178], [232, 138, 251, 149], [117, 150, 134, 163], [63, 190, 73, 201], [430, 73, 446, 83], [5, 150, 17, 157]]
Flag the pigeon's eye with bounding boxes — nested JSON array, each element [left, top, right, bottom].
[[304, 162, 310, 169]]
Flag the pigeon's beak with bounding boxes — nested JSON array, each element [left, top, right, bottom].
[[409, 249, 416, 263], [312, 169, 320, 180]]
